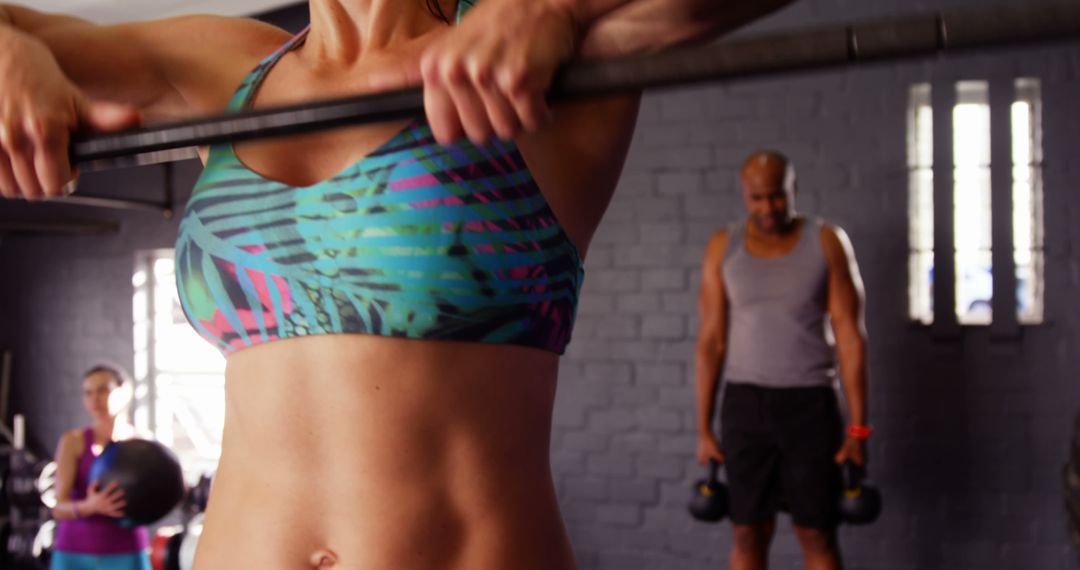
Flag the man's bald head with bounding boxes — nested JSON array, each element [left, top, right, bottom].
[[740, 150, 797, 234], [741, 150, 796, 192]]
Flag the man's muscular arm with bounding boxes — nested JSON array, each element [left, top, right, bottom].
[[822, 224, 869, 466]]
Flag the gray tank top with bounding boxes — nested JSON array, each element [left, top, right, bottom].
[[721, 218, 835, 388]]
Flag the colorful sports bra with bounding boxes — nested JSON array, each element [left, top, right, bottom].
[[174, 16, 584, 356]]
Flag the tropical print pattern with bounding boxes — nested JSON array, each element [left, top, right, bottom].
[[174, 25, 583, 355]]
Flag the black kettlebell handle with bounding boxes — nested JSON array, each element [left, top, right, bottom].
[[841, 460, 866, 491], [707, 459, 721, 485]]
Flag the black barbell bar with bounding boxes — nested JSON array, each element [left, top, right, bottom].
[[71, 2, 1080, 168]]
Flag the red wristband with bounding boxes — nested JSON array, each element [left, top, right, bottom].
[[847, 424, 872, 440]]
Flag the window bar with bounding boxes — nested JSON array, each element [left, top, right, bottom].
[[145, 253, 158, 435], [990, 78, 1019, 336], [932, 79, 959, 334]]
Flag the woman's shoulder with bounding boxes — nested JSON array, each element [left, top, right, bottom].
[[97, 15, 292, 72], [176, 16, 295, 75], [178, 15, 292, 54], [56, 428, 87, 458], [145, 16, 295, 113]]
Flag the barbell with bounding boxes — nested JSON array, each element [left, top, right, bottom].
[[71, 2, 1080, 170]]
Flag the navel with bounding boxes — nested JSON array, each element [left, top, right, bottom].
[[309, 549, 339, 568]]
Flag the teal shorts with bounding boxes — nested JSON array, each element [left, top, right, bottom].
[[51, 551, 151, 570]]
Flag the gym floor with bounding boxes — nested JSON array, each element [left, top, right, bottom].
[[1, 1, 1079, 569]]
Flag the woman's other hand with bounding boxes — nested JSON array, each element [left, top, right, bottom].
[[371, 0, 580, 145], [420, 0, 579, 144], [82, 480, 127, 518]]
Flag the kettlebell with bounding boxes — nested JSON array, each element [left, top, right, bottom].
[[839, 460, 882, 525], [688, 459, 729, 523]]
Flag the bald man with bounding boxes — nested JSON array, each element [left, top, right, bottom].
[[694, 151, 870, 570]]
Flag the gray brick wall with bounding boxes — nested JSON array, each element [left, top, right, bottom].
[[0, 1, 1077, 569], [555, 1, 1080, 567]]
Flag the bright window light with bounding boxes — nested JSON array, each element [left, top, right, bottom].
[[133, 250, 226, 483], [953, 81, 992, 325], [906, 78, 1044, 327], [1012, 79, 1044, 324], [907, 84, 934, 324]]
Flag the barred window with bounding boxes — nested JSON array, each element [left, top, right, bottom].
[[906, 79, 1044, 326]]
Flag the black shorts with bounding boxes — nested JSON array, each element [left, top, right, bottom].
[[720, 382, 843, 530]]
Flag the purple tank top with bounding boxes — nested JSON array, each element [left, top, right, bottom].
[[54, 428, 149, 554]]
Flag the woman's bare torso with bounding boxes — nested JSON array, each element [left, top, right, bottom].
[[178, 21, 638, 570], [200, 338, 572, 569]]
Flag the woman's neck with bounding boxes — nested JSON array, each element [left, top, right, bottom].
[[92, 417, 116, 441], [305, 0, 453, 66]]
